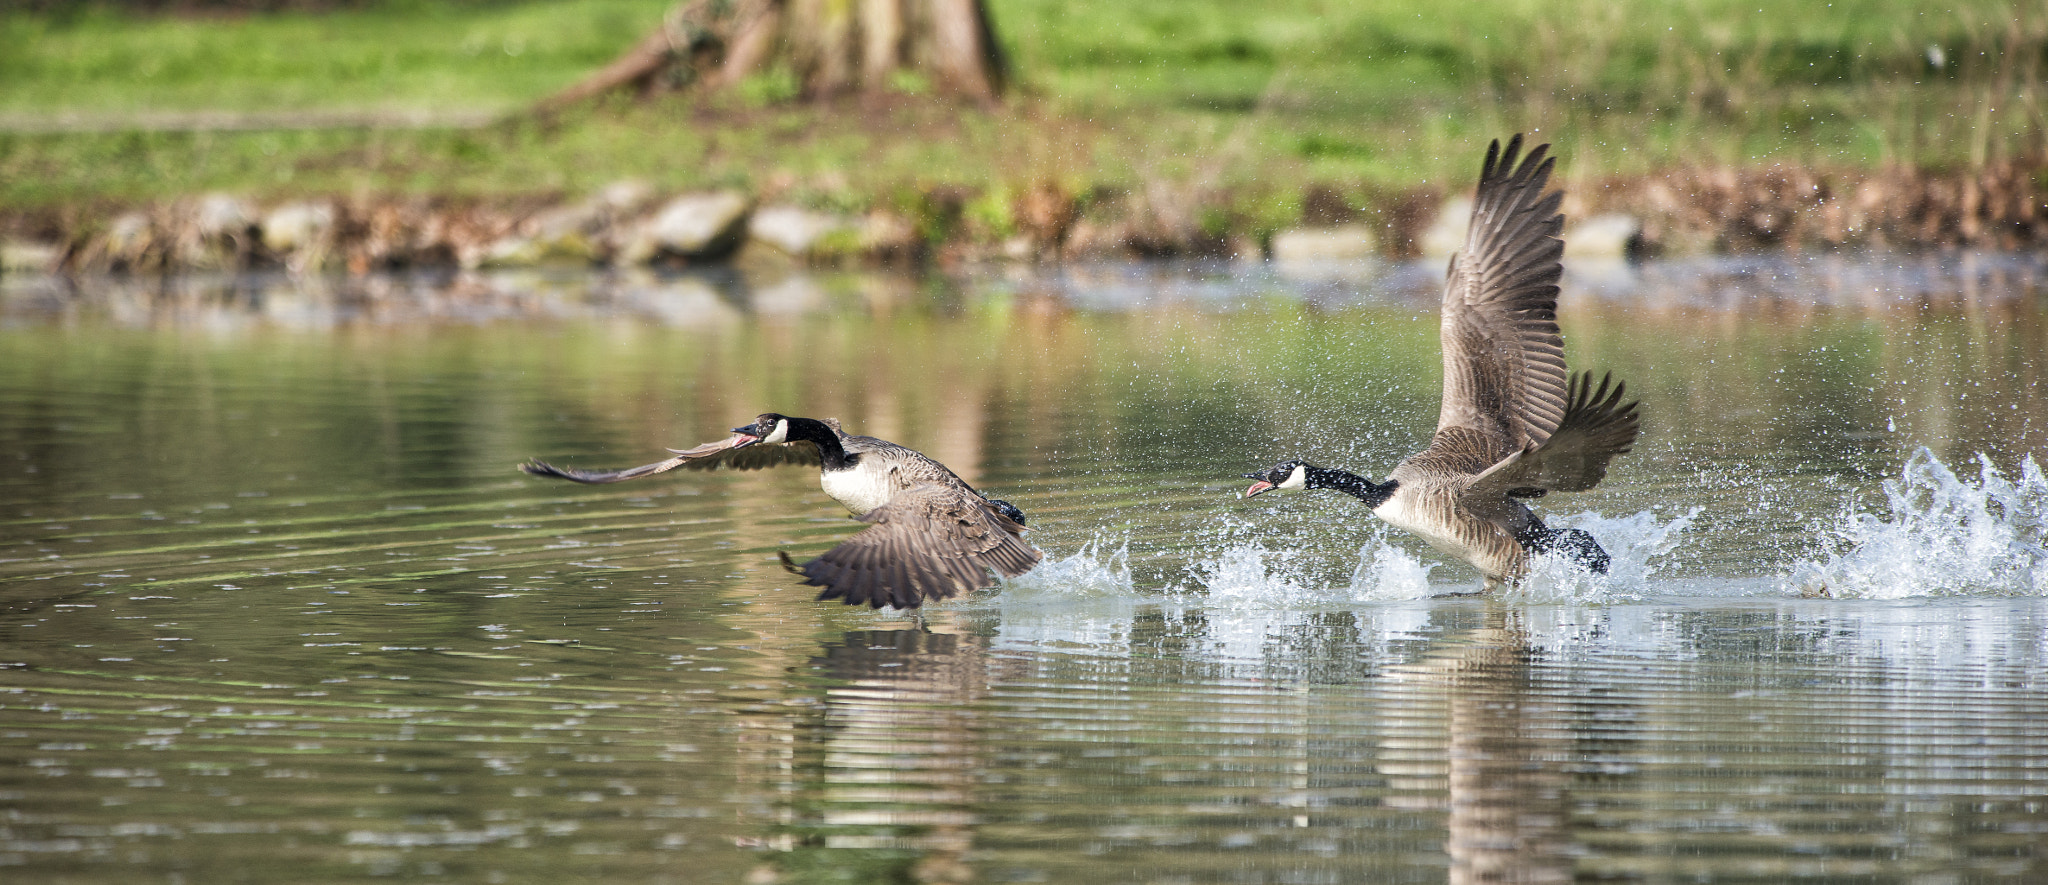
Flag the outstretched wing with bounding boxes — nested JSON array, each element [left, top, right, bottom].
[[1464, 371, 1640, 500], [784, 484, 1041, 610], [520, 434, 821, 484], [1437, 134, 1569, 458]]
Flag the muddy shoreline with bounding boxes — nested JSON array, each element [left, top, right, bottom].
[[3, 157, 2043, 277]]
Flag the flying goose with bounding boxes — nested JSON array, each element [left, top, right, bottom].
[[1242, 135, 1640, 591], [522, 413, 1040, 609]]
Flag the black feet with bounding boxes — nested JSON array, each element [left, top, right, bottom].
[[1521, 526, 1611, 575]]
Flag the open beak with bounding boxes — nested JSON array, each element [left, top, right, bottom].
[[728, 427, 762, 447], [1243, 480, 1275, 499]]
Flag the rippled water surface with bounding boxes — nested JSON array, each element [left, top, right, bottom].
[[3, 256, 2046, 883]]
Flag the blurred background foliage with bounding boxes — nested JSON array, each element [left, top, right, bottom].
[[0, 0, 2040, 212]]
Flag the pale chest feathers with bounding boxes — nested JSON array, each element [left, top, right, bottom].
[[1370, 486, 1472, 557], [819, 460, 903, 515], [1372, 482, 1538, 580]]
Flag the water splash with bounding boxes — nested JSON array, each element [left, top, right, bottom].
[[1344, 534, 1440, 600], [999, 504, 1702, 606], [1186, 543, 1315, 604], [988, 537, 1154, 655], [1789, 448, 2048, 598], [1181, 533, 1433, 604], [1000, 536, 1137, 601], [1512, 507, 1701, 603], [1195, 509, 1695, 605]]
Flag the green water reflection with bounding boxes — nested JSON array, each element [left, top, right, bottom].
[[1, 260, 2044, 883]]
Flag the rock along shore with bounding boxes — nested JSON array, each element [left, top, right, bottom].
[[2, 157, 2043, 277]]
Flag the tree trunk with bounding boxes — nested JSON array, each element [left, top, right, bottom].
[[921, 0, 1002, 103], [860, 0, 905, 88], [534, 0, 1005, 115], [714, 0, 784, 89]]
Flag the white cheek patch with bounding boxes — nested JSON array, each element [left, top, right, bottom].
[[1279, 464, 1308, 490], [761, 420, 790, 444]]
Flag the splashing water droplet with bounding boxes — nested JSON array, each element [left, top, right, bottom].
[[1001, 535, 1136, 601], [1344, 534, 1437, 600], [1788, 448, 2048, 598]]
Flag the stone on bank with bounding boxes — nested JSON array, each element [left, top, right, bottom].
[[617, 191, 754, 265]]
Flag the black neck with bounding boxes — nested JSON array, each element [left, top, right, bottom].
[[1305, 466, 1396, 508], [785, 418, 854, 469]]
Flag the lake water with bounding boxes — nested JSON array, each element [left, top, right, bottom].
[[2, 255, 2045, 884]]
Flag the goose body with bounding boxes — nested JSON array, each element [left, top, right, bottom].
[[1243, 136, 1640, 591], [522, 413, 1040, 609], [818, 452, 908, 516]]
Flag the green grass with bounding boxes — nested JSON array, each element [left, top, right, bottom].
[[1, 0, 2042, 211], [0, 0, 665, 116]]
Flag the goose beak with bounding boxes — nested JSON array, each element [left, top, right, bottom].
[[727, 429, 762, 448], [1243, 479, 1276, 499]]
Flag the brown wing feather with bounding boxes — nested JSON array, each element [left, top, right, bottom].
[[1391, 426, 1508, 483], [1465, 371, 1641, 499], [788, 484, 1041, 609], [519, 435, 821, 484], [1437, 135, 1569, 455]]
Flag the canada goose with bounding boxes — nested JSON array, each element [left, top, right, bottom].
[[1242, 136, 1640, 591], [521, 413, 1040, 609]]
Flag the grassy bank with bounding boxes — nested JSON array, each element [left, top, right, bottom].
[[2, 0, 2043, 246]]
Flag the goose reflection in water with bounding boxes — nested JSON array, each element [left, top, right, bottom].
[[1387, 609, 1579, 884], [725, 613, 1594, 883], [741, 629, 996, 884]]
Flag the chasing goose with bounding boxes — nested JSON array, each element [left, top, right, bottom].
[[522, 413, 1040, 609], [1242, 135, 1641, 591]]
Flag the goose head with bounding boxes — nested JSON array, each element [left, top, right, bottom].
[[1243, 460, 1313, 498], [730, 413, 794, 446]]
